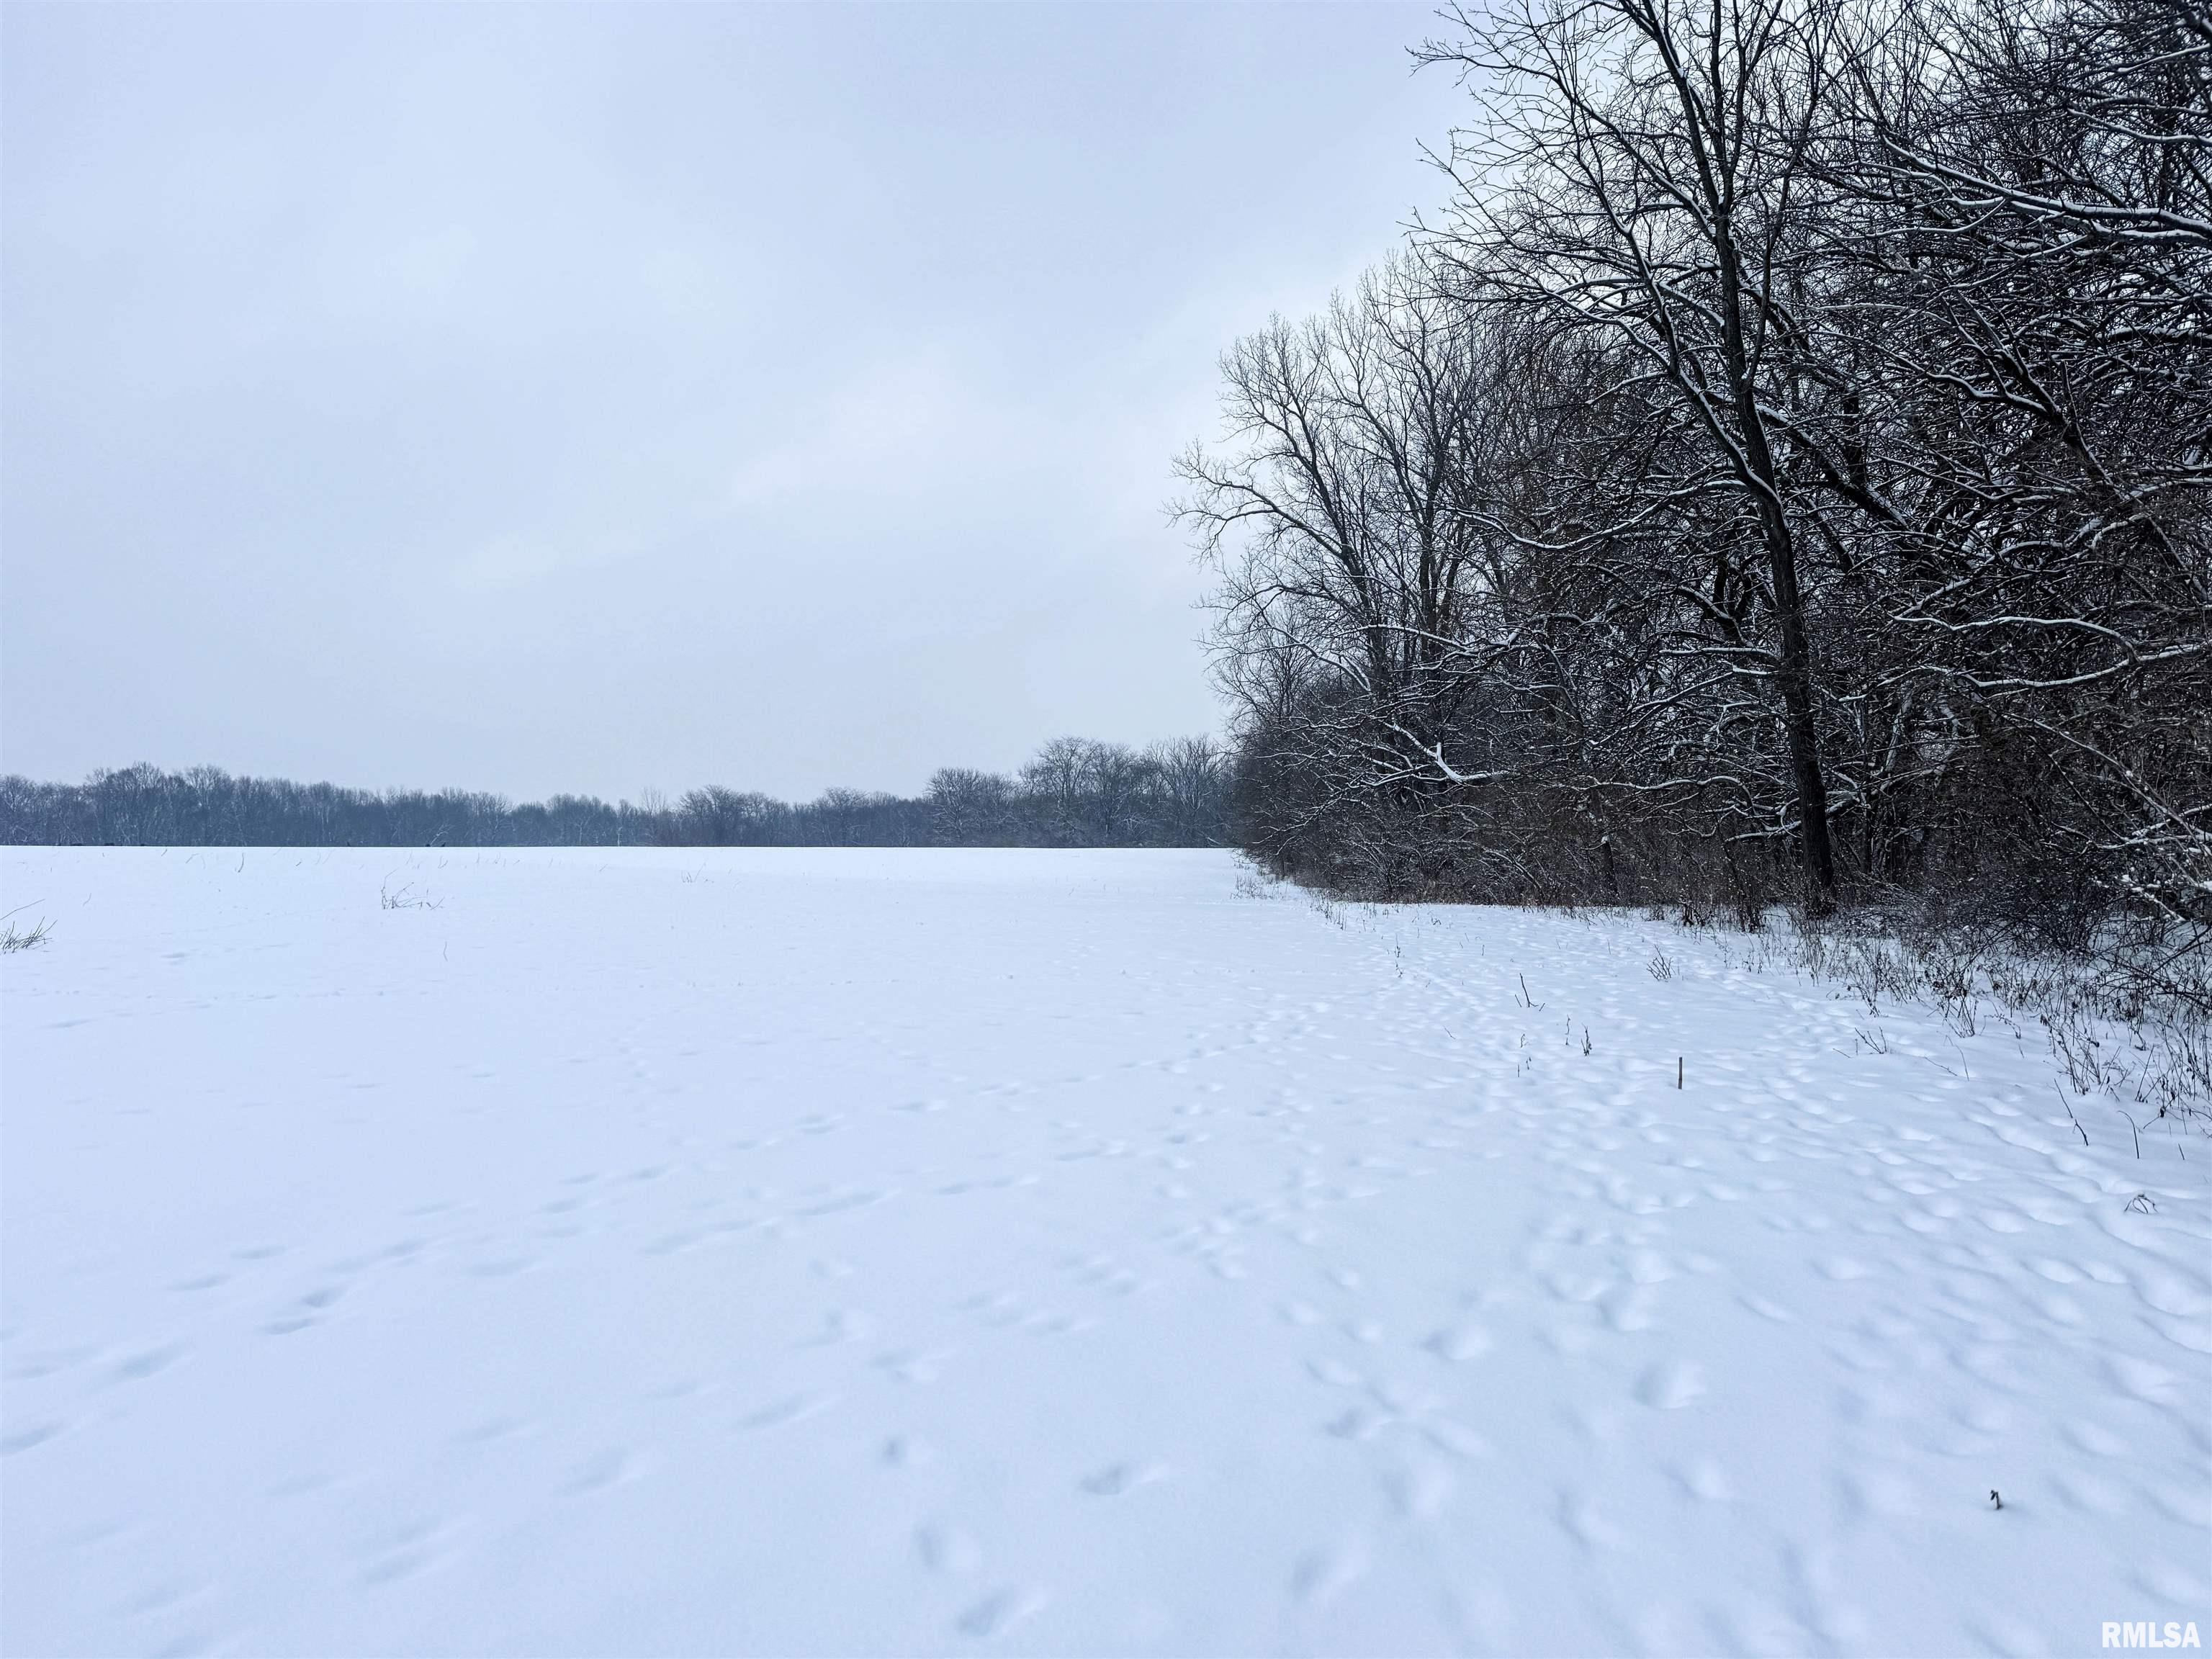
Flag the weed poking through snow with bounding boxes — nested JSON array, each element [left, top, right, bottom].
[[1, 914, 54, 953]]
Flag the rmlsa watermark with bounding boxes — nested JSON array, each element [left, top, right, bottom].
[[2103, 1622, 2202, 1649]]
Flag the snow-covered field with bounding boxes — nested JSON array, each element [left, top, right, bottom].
[[2, 848, 2205, 1658]]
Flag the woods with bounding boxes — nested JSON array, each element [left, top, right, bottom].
[[0, 738, 1229, 850], [1184, 0, 2209, 1093]]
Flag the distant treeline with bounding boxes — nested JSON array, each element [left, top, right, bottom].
[[0, 737, 1228, 848]]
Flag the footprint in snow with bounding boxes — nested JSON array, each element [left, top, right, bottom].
[[1080, 1460, 1167, 1496], [1, 1421, 60, 1457], [356, 1520, 452, 1587], [1325, 1406, 1392, 1441], [1556, 1492, 1634, 1552], [1385, 1462, 1455, 1519], [110, 1344, 186, 1383], [1289, 1541, 1369, 1605], [451, 1416, 529, 1447], [742, 1393, 837, 1430], [1424, 1324, 1493, 1362], [564, 1448, 637, 1495], [1671, 1458, 1733, 1502], [1636, 1361, 1707, 1410], [2132, 1268, 2212, 1319], [2108, 1355, 2181, 1405], [2066, 1421, 2129, 1458], [914, 1519, 981, 1575], [1602, 1287, 1660, 1332], [804, 1309, 875, 1346], [875, 1349, 947, 1385], [956, 1586, 1046, 1639], [880, 1434, 935, 1468]]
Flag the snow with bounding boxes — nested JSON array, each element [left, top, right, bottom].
[[2, 847, 2206, 1657]]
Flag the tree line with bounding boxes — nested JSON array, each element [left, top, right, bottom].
[[0, 737, 1228, 850], [1180, 0, 2208, 1030]]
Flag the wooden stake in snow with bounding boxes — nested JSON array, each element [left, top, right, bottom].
[[1677, 1056, 1683, 1089]]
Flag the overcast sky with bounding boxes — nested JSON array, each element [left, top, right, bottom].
[[4, 3, 1464, 801]]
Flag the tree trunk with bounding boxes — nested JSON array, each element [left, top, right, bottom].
[[1716, 224, 1840, 912], [1764, 513, 1840, 910]]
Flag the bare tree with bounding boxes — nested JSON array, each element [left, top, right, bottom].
[[1417, 0, 1866, 904], [1184, 0, 2207, 1094]]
